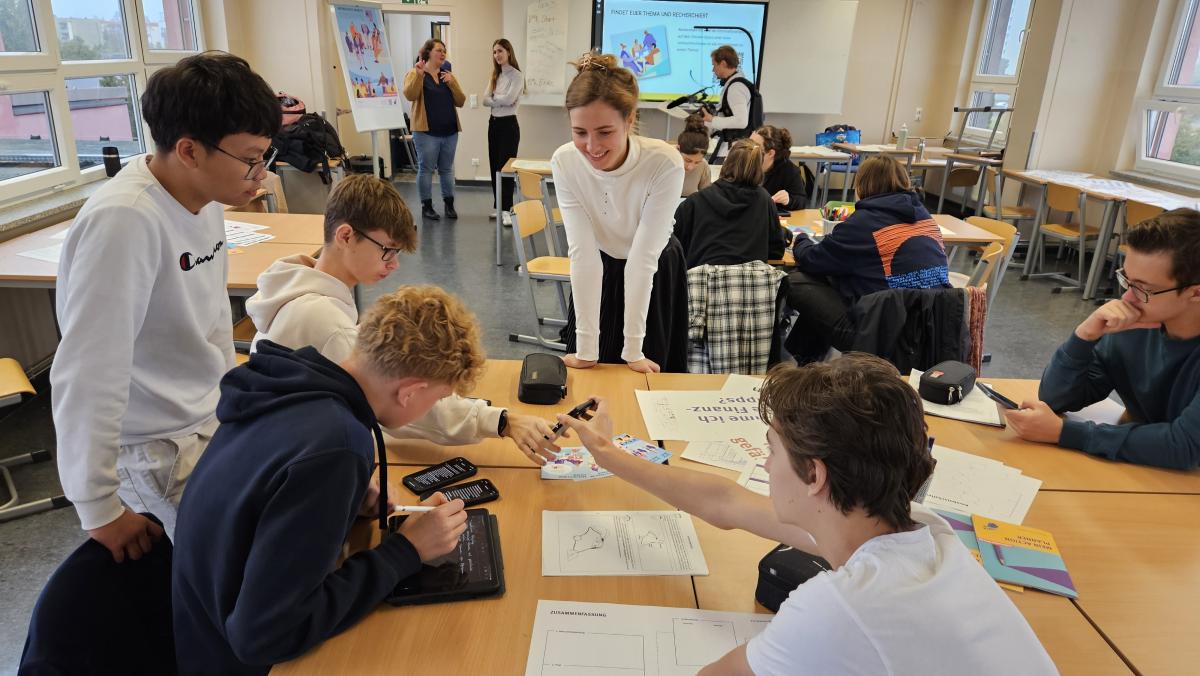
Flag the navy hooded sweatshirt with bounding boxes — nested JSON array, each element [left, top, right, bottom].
[[792, 190, 950, 304], [172, 341, 420, 676], [673, 179, 787, 268]]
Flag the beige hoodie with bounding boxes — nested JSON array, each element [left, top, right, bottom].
[[245, 254, 502, 445]]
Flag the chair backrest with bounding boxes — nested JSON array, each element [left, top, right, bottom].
[[1125, 199, 1165, 227], [0, 357, 35, 400], [509, 200, 551, 270], [968, 241, 1005, 288], [947, 167, 981, 188], [515, 169, 544, 201], [964, 215, 1018, 254], [20, 515, 176, 675], [1046, 183, 1083, 213]]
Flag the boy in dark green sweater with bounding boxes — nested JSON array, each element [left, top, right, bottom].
[[1006, 209, 1200, 469]]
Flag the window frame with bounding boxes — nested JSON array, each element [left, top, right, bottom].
[[1134, 0, 1200, 183], [962, 0, 1034, 143], [0, 0, 201, 205], [1155, 0, 1200, 102], [1133, 99, 1200, 183]]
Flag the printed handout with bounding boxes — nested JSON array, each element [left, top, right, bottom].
[[542, 511, 708, 576]]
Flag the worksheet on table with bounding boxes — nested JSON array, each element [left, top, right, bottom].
[[542, 511, 708, 576]]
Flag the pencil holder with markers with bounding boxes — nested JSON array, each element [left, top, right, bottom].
[[820, 201, 855, 235]]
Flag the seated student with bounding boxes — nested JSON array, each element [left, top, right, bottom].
[[555, 353, 1055, 675], [678, 113, 712, 197], [173, 287, 479, 676], [750, 125, 806, 211], [785, 155, 949, 363], [1006, 209, 1200, 470], [673, 139, 786, 267], [246, 174, 557, 464]]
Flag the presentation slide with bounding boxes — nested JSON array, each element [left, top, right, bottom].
[[591, 0, 767, 102]]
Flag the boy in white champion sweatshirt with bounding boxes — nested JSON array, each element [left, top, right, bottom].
[[245, 174, 559, 463], [50, 53, 281, 561]]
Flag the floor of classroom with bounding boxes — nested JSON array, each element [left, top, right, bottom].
[[0, 181, 1102, 673]]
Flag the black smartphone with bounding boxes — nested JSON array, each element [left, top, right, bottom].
[[421, 478, 499, 507], [977, 382, 1019, 410], [401, 457, 477, 494], [545, 398, 599, 439]]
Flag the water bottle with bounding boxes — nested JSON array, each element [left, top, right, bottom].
[[917, 138, 926, 162], [896, 123, 908, 150]]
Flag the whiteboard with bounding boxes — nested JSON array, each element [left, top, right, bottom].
[[502, 0, 857, 114]]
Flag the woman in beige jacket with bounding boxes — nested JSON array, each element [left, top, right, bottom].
[[403, 39, 465, 220]]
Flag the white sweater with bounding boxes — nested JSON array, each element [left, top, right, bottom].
[[483, 64, 523, 117], [245, 254, 502, 444], [50, 154, 234, 531], [550, 136, 684, 362]]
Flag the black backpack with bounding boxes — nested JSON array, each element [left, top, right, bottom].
[[715, 75, 764, 144], [271, 113, 347, 184]]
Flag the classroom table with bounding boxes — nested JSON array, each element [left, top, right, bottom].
[[786, 145, 853, 207], [0, 216, 323, 296], [222, 212, 324, 245], [774, 211, 1005, 266], [384, 360, 650, 468], [936, 152, 1004, 215], [1025, 491, 1200, 675], [646, 373, 1200, 495], [496, 157, 553, 266], [271, 468, 697, 675], [1002, 169, 1199, 299]]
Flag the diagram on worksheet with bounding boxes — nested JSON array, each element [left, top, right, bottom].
[[542, 511, 709, 576], [526, 601, 772, 676]]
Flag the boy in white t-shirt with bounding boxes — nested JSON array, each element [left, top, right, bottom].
[[51, 53, 281, 560], [556, 353, 1057, 675]]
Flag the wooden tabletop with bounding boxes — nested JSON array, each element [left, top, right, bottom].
[[943, 152, 1004, 166], [1025, 492, 1200, 675], [831, 142, 918, 156], [0, 216, 322, 291], [385, 360, 650, 468], [223, 212, 324, 245], [271, 468, 696, 675], [787, 145, 851, 161], [774, 211, 1004, 266], [501, 157, 553, 176]]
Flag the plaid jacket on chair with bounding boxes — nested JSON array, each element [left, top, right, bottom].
[[687, 261, 786, 374]]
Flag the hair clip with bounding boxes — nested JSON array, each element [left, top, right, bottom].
[[578, 52, 609, 72]]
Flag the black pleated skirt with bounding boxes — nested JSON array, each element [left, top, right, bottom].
[[561, 236, 689, 372]]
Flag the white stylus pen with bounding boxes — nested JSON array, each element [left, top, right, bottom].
[[392, 505, 435, 514]]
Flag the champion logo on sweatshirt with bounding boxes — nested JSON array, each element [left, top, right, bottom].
[[179, 240, 225, 272]]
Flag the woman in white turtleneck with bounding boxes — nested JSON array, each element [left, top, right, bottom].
[[483, 38, 524, 218]]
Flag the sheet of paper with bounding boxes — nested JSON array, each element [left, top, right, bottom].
[[223, 219, 267, 233], [542, 511, 708, 576], [525, 600, 771, 676], [938, 225, 953, 237], [1065, 396, 1127, 426], [17, 243, 62, 264], [511, 159, 552, 172], [736, 459, 770, 496], [908, 370, 1004, 427], [226, 231, 275, 248], [49, 229, 69, 240], [720, 374, 764, 396], [789, 145, 850, 159], [636, 390, 767, 441], [681, 439, 758, 472], [920, 446, 1041, 524], [541, 436, 671, 481]]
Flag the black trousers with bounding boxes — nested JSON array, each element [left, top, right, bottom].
[[561, 237, 689, 373], [784, 271, 856, 364], [488, 115, 520, 210]]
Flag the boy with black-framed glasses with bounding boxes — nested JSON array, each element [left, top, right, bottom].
[[51, 52, 281, 560], [246, 174, 560, 464], [1006, 208, 1200, 469]]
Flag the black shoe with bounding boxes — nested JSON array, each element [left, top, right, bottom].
[[443, 197, 458, 219], [421, 200, 440, 220]]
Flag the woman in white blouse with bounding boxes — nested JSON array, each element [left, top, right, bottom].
[[484, 38, 525, 218], [551, 52, 688, 373]]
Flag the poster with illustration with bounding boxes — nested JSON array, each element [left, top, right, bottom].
[[331, 3, 403, 132]]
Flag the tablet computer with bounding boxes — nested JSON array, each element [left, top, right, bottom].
[[385, 509, 505, 606]]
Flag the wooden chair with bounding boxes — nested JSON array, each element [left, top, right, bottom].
[[0, 358, 68, 522], [963, 216, 1019, 306], [1024, 183, 1098, 293], [949, 241, 1004, 290], [937, 166, 982, 215], [516, 169, 564, 253], [1094, 199, 1165, 303], [981, 167, 1037, 224], [232, 315, 257, 354], [507, 200, 570, 351]]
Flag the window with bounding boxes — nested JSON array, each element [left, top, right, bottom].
[[960, 0, 1033, 143], [0, 0, 201, 203], [1135, 0, 1200, 182]]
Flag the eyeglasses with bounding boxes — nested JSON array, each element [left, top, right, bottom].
[[351, 226, 402, 262], [212, 144, 278, 180], [1116, 268, 1192, 303]]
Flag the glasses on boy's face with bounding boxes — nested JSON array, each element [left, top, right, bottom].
[[212, 145, 278, 180], [1116, 268, 1192, 303], [351, 226, 402, 261]]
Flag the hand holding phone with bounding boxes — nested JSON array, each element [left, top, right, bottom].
[[978, 382, 1019, 410], [545, 398, 598, 440]]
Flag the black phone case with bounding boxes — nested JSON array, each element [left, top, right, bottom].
[[401, 457, 477, 494], [421, 479, 499, 507]]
